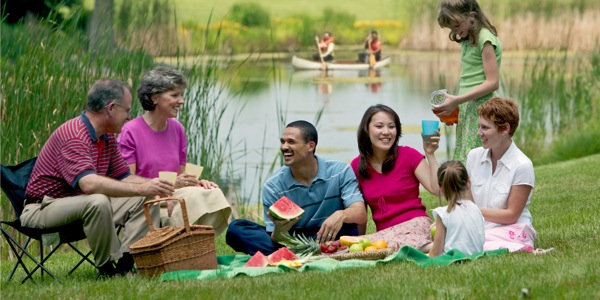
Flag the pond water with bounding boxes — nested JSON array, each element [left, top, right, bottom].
[[222, 51, 468, 202]]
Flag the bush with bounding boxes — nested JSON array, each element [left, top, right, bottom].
[[321, 8, 355, 28], [229, 3, 271, 28], [227, 28, 273, 52]]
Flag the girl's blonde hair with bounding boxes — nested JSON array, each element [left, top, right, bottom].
[[437, 0, 497, 46], [437, 160, 470, 212]]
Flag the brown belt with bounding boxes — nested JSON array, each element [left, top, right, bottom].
[[24, 198, 42, 206]]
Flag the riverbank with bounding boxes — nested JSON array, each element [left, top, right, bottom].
[[155, 49, 589, 65]]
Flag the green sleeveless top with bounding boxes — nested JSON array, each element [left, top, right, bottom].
[[458, 27, 502, 95]]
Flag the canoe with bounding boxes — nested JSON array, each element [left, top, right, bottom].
[[291, 55, 391, 70]]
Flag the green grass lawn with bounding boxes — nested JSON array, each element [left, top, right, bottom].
[[2, 154, 599, 298]]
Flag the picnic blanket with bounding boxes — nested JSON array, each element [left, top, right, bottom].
[[161, 246, 508, 281]]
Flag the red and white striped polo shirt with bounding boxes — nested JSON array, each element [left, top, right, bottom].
[[25, 112, 130, 204]]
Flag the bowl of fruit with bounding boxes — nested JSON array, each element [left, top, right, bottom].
[[320, 240, 349, 255]]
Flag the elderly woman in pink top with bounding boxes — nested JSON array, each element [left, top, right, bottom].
[[118, 66, 231, 236], [351, 104, 440, 252]]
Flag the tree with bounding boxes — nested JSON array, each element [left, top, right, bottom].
[[230, 3, 271, 28], [88, 0, 115, 53], [2, 0, 82, 24]]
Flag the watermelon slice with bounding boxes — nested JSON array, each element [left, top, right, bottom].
[[269, 196, 304, 220], [268, 247, 298, 263], [244, 251, 271, 267]]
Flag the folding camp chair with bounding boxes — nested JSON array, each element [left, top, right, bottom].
[[1, 157, 95, 284]]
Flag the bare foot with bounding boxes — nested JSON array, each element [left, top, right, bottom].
[[419, 242, 433, 253]]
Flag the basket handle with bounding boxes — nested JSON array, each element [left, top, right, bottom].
[[143, 197, 190, 233]]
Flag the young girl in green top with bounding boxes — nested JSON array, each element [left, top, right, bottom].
[[433, 0, 502, 163]]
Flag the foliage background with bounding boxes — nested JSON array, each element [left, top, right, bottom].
[[82, 0, 600, 54]]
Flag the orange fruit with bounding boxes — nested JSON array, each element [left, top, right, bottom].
[[372, 239, 387, 249], [364, 246, 378, 252]]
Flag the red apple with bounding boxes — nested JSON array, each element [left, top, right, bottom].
[[320, 243, 329, 253]]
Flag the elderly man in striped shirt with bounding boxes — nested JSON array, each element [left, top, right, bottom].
[[21, 79, 175, 278]]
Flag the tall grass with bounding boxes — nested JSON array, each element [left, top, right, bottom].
[[506, 50, 600, 164], [397, 1, 600, 52], [115, 0, 177, 56], [0, 21, 153, 165], [176, 48, 243, 185]]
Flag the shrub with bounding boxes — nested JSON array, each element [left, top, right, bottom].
[[532, 120, 600, 165], [322, 8, 355, 28], [229, 3, 271, 28]]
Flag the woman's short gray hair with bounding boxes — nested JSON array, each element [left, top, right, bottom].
[[137, 66, 187, 111]]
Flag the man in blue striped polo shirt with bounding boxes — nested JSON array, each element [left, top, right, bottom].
[[226, 120, 367, 255]]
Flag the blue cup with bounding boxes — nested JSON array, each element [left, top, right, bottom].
[[421, 120, 439, 143]]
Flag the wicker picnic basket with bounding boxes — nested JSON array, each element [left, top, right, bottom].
[[326, 248, 395, 261], [129, 197, 217, 278]]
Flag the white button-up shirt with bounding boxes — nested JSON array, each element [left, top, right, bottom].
[[466, 141, 535, 229]]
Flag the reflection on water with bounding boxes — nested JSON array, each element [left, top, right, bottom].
[[219, 53, 459, 202], [360, 69, 383, 94]]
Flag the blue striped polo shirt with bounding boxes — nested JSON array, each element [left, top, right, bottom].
[[262, 156, 364, 233]]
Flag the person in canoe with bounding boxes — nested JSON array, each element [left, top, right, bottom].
[[313, 31, 335, 62], [358, 31, 382, 63]]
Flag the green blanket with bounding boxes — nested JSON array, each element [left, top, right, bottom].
[[161, 246, 508, 281]]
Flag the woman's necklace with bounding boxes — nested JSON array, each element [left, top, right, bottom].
[[144, 114, 166, 131], [143, 114, 155, 126]]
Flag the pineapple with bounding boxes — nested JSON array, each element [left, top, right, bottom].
[[279, 233, 320, 257]]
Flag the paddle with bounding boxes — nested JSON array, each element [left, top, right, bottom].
[[315, 36, 327, 70], [367, 37, 376, 68]]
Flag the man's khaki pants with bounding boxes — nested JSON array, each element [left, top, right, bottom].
[[20, 194, 159, 267]]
